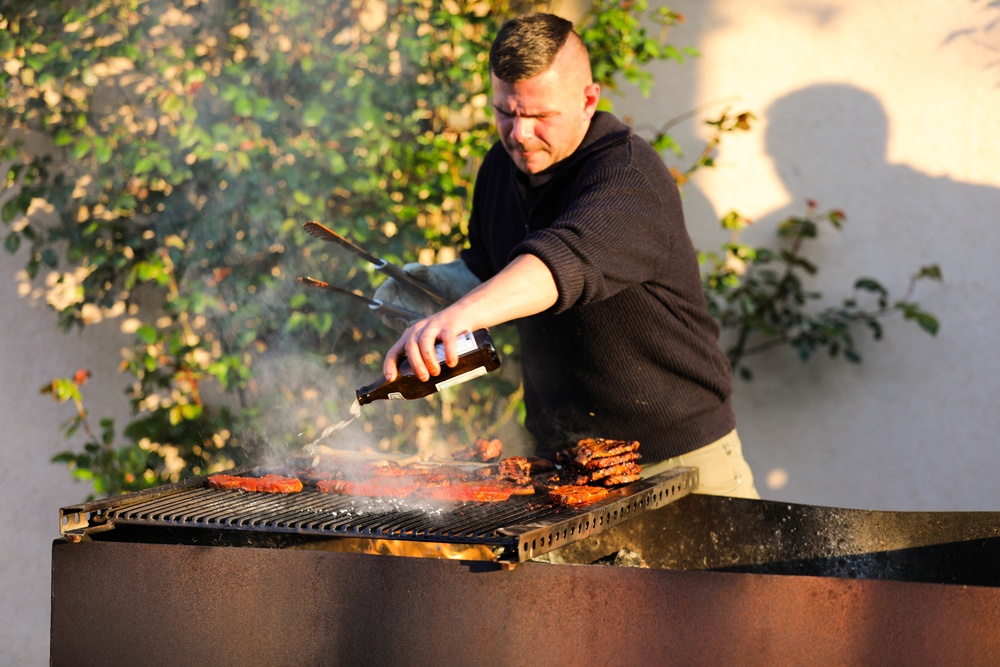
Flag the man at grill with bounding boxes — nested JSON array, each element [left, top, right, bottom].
[[375, 13, 758, 499]]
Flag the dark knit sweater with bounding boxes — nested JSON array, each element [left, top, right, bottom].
[[460, 112, 734, 463]]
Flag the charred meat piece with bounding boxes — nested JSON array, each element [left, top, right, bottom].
[[553, 437, 645, 489], [548, 485, 609, 507], [452, 437, 504, 462], [589, 462, 642, 482], [479, 456, 556, 482], [370, 461, 407, 477], [473, 465, 500, 480], [600, 472, 643, 486], [317, 469, 525, 502], [208, 474, 303, 494], [531, 471, 563, 492], [566, 438, 641, 466], [206, 474, 244, 490], [497, 456, 532, 485], [532, 470, 591, 491], [317, 478, 422, 498], [416, 469, 472, 486], [582, 451, 641, 470], [525, 457, 557, 474], [416, 481, 517, 503]]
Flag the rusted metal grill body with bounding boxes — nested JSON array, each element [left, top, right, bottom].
[[51, 494, 1000, 667], [58, 466, 697, 565]]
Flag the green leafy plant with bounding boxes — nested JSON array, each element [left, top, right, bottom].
[[2, 0, 695, 498], [700, 201, 940, 379]]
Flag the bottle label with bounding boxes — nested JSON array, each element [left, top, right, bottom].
[[387, 392, 405, 400], [435, 366, 488, 391], [432, 331, 477, 363]]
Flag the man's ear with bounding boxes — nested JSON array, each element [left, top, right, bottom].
[[583, 83, 601, 119]]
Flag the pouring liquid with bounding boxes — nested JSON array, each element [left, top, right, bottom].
[[304, 398, 361, 454]]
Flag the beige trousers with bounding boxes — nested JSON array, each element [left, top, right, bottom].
[[640, 429, 760, 499]]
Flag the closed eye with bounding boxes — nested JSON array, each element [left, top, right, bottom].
[[492, 105, 554, 120]]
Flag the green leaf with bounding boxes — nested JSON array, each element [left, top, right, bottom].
[[911, 312, 939, 335], [4, 233, 20, 254], [71, 137, 91, 160], [854, 278, 885, 293], [54, 128, 75, 146], [135, 325, 158, 345], [231, 93, 253, 117], [918, 264, 942, 281]]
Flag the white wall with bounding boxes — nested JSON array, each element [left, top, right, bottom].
[[0, 259, 132, 664], [3, 0, 999, 663], [616, 0, 1000, 511]]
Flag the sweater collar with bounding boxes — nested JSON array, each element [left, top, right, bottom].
[[522, 111, 631, 185]]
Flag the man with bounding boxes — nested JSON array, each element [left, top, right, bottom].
[[377, 13, 757, 498]]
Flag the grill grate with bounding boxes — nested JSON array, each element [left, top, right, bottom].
[[60, 466, 697, 564]]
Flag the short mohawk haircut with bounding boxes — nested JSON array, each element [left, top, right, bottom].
[[489, 13, 576, 82]]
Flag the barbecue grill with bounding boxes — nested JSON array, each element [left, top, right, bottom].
[[58, 464, 697, 566], [51, 465, 1000, 666]]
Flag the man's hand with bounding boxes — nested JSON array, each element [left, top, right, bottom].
[[384, 310, 474, 382], [372, 259, 482, 331], [382, 254, 559, 382]]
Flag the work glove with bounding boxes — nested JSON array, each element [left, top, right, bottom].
[[372, 258, 483, 331]]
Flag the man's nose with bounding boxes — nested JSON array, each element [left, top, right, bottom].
[[511, 116, 534, 142]]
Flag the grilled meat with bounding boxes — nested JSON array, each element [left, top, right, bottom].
[[525, 457, 557, 474], [553, 438, 644, 488], [317, 478, 420, 498], [452, 437, 504, 462], [582, 451, 641, 470], [601, 472, 643, 486], [207, 474, 303, 494], [319, 477, 519, 503], [478, 456, 556, 482], [315, 458, 532, 502], [563, 438, 641, 466], [497, 456, 532, 485], [548, 485, 609, 506], [589, 462, 642, 482], [533, 470, 591, 491], [418, 482, 516, 503]]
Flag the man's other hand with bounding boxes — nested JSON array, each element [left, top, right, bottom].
[[372, 259, 482, 330]]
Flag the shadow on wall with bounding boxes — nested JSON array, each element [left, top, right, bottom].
[[759, 83, 1000, 277]]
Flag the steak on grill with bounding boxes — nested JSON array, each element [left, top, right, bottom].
[[552, 438, 644, 488], [207, 474, 304, 494], [557, 438, 641, 467], [548, 485, 610, 506]]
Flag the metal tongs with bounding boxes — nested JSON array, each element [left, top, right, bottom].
[[301, 220, 447, 306], [297, 276, 422, 325], [298, 220, 446, 325]]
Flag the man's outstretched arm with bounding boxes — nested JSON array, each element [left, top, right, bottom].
[[382, 253, 558, 382]]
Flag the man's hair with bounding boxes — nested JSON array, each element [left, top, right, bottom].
[[489, 13, 578, 82]]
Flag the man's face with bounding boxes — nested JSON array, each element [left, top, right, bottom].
[[491, 51, 600, 186]]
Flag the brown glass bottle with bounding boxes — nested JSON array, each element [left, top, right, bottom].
[[356, 329, 501, 405]]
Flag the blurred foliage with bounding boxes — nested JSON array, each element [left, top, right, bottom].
[[0, 0, 691, 498], [0, 0, 936, 499]]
